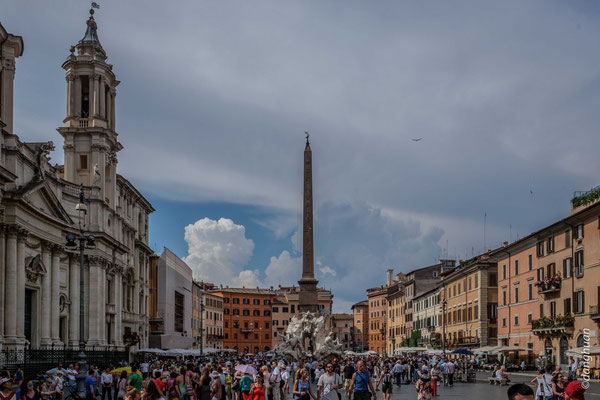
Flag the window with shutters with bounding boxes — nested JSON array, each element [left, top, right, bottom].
[[515, 260, 519, 276], [474, 304, 478, 319], [528, 282, 533, 300], [575, 250, 584, 276], [550, 301, 556, 318], [547, 236, 554, 253], [502, 264, 507, 280], [537, 242, 544, 257], [564, 298, 571, 315], [540, 303, 544, 317], [514, 315, 519, 326], [537, 268, 544, 281], [468, 307, 472, 321], [527, 313, 533, 324], [575, 224, 584, 240], [515, 286, 519, 303], [565, 230, 571, 248], [574, 291, 584, 314], [503, 289, 507, 306], [502, 317, 507, 327], [563, 258, 572, 279], [528, 254, 533, 271]]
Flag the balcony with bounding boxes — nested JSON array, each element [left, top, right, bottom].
[[79, 118, 89, 128], [532, 314, 574, 336], [536, 278, 562, 295], [240, 328, 254, 333], [590, 306, 600, 321]]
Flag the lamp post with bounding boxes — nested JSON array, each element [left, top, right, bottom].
[[442, 282, 447, 357], [65, 185, 95, 397]]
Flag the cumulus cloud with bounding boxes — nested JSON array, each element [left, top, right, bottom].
[[183, 218, 255, 284], [235, 269, 262, 288], [264, 250, 301, 287]]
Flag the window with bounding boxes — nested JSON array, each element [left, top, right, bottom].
[[502, 264, 507, 280], [550, 301, 556, 318], [233, 309, 239, 316], [225, 333, 229, 339], [575, 250, 584, 276], [547, 263, 556, 278], [468, 278, 472, 291], [565, 230, 571, 248], [243, 298, 250, 305], [282, 307, 288, 313], [502, 289, 507, 306], [224, 297, 230, 303], [564, 298, 571, 315], [563, 257, 572, 279], [253, 310, 260, 316], [528, 282, 533, 300], [433, 270, 438, 278], [264, 310, 271, 316], [474, 274, 479, 288], [488, 303, 497, 321], [514, 315, 519, 326], [264, 299, 271, 305], [273, 320, 278, 326], [575, 224, 584, 240], [265, 322, 269, 329], [514, 286, 519, 303], [514, 260, 519, 276], [174, 291, 184, 332], [574, 291, 584, 314], [527, 313, 533, 324], [528, 254, 533, 271], [224, 308, 230, 315], [272, 307, 279, 313], [233, 298, 239, 304], [537, 268, 544, 281], [539, 303, 544, 317], [502, 318, 507, 327], [489, 273, 497, 287], [547, 236, 554, 253], [242, 309, 250, 316], [253, 299, 260, 305], [537, 242, 544, 257], [79, 154, 88, 170]]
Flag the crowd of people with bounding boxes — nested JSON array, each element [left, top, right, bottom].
[[0, 354, 591, 400]]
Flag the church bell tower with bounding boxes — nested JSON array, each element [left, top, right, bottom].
[[58, 7, 121, 207]]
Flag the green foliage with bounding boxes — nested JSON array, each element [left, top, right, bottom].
[[572, 187, 600, 207]]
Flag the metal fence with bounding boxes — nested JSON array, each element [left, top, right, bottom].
[[0, 346, 129, 378]]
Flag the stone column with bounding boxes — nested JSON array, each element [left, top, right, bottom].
[[110, 90, 116, 130], [68, 253, 80, 347], [92, 74, 100, 118], [88, 258, 99, 345], [51, 246, 62, 344], [3, 228, 17, 343], [114, 270, 122, 346], [98, 262, 106, 344], [0, 227, 5, 345], [99, 77, 106, 119], [1, 58, 16, 133], [106, 91, 112, 129], [133, 252, 140, 316], [66, 74, 75, 118], [74, 76, 81, 118], [16, 229, 27, 343], [40, 242, 52, 345], [87, 75, 94, 119]]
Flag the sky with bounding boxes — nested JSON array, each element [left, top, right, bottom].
[[3, 0, 600, 312]]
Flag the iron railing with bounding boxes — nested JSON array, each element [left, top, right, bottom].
[[0, 346, 128, 378]]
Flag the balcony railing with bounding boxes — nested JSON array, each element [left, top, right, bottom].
[[532, 314, 574, 336], [537, 279, 561, 295], [79, 118, 89, 128], [590, 306, 600, 320]]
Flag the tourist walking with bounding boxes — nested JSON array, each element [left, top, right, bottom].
[[375, 366, 393, 400], [316, 363, 341, 400], [531, 368, 553, 400], [293, 369, 315, 400], [349, 362, 376, 400]]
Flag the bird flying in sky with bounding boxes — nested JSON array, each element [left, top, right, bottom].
[[411, 138, 422, 142]]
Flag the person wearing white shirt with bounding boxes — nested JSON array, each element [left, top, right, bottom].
[[271, 362, 282, 400], [140, 362, 150, 379], [101, 367, 114, 400], [281, 368, 290, 400]]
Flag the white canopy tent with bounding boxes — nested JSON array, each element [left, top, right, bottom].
[[566, 345, 600, 357], [490, 346, 530, 355]]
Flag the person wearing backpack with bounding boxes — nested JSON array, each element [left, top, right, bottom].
[[375, 366, 393, 400]]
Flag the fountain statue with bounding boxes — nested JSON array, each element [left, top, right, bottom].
[[273, 310, 343, 361]]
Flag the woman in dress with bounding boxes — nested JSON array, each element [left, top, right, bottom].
[[195, 370, 212, 400], [249, 377, 266, 400], [414, 370, 432, 400]]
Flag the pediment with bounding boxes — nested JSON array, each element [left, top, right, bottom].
[[21, 181, 74, 225]]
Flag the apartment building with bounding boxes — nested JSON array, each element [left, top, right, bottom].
[[386, 270, 406, 355], [441, 253, 498, 349], [331, 314, 354, 350], [413, 287, 441, 347], [351, 300, 369, 351], [367, 286, 387, 354]]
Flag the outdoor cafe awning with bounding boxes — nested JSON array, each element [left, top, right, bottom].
[[489, 346, 530, 355], [566, 345, 600, 357]]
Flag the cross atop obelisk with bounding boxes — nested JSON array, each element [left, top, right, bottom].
[[298, 132, 319, 313]]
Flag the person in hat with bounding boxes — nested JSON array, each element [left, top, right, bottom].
[[210, 371, 223, 400], [565, 379, 585, 400], [414, 368, 432, 400], [1, 378, 15, 400]]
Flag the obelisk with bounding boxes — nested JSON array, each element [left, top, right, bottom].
[[298, 132, 319, 313]]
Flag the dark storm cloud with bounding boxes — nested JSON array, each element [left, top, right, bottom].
[[4, 0, 600, 288]]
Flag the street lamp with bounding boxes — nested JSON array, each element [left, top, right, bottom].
[[65, 185, 95, 397], [441, 282, 447, 357]]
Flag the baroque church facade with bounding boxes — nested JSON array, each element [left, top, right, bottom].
[[0, 12, 154, 350]]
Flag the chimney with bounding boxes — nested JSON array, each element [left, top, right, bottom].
[[386, 269, 394, 286]]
